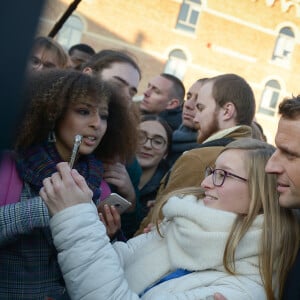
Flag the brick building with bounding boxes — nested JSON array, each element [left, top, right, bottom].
[[38, 0, 300, 143]]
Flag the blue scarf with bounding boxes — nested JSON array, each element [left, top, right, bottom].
[[139, 269, 192, 296], [16, 141, 103, 201]]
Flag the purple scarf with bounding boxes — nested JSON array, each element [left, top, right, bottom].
[[16, 142, 103, 201]]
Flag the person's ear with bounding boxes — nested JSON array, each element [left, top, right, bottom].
[[82, 67, 93, 75], [222, 102, 236, 121], [166, 98, 181, 109]]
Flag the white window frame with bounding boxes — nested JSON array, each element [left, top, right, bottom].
[[164, 49, 188, 80], [259, 80, 281, 116], [175, 0, 202, 33], [57, 15, 84, 50], [272, 26, 295, 66]]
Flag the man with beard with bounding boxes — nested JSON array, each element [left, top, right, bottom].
[[135, 73, 255, 234]]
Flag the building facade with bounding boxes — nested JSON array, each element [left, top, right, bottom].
[[38, 0, 300, 143]]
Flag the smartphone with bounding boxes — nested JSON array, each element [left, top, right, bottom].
[[98, 193, 132, 215]]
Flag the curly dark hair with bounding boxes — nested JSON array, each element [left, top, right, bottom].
[[278, 95, 300, 119], [16, 69, 138, 162], [98, 81, 140, 162]]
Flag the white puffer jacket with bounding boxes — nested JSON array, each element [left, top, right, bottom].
[[51, 195, 266, 300]]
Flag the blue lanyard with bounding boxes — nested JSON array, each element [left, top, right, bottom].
[[139, 268, 192, 296]]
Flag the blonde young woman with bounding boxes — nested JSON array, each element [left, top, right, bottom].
[[40, 138, 299, 300]]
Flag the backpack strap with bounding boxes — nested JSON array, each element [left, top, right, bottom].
[[0, 152, 23, 206]]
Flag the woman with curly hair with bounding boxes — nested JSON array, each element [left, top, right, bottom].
[[0, 69, 138, 299], [41, 138, 299, 300]]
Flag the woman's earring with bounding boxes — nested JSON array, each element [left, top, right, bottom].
[[48, 131, 56, 143]]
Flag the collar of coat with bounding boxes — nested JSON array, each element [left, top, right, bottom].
[[203, 125, 252, 144]]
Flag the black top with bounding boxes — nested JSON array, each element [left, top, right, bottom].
[[138, 161, 170, 222], [158, 106, 182, 131], [282, 248, 300, 300]]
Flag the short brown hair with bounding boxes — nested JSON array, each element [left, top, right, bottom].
[[209, 74, 255, 126]]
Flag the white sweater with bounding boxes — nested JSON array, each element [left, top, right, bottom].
[[51, 195, 266, 300]]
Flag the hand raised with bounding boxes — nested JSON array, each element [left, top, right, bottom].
[[40, 162, 93, 215]]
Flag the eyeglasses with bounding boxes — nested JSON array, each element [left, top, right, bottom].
[[30, 56, 56, 69], [205, 166, 248, 187], [138, 130, 167, 150]]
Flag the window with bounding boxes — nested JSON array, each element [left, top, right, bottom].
[[164, 49, 187, 80], [57, 15, 84, 50], [272, 27, 295, 66], [175, 0, 202, 33], [259, 80, 281, 116]]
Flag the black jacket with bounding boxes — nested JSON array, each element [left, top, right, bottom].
[[282, 248, 300, 299], [138, 161, 170, 222], [159, 106, 182, 131]]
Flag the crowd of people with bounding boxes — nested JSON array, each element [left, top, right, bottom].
[[0, 35, 300, 300]]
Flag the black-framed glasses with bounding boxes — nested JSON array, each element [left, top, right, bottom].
[[205, 166, 248, 187], [138, 130, 167, 150]]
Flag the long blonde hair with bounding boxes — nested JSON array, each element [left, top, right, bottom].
[[151, 138, 299, 300]]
